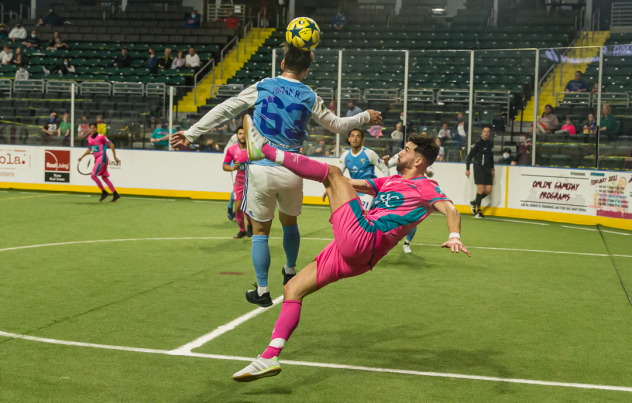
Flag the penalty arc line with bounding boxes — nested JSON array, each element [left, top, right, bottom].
[[1, 331, 632, 393]]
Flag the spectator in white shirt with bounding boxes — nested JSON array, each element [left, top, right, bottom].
[[390, 122, 403, 140], [15, 64, 29, 80], [185, 47, 200, 70], [9, 23, 27, 42], [0, 45, 12, 65]]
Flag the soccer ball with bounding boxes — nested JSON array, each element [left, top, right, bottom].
[[425, 166, 434, 178], [286, 17, 321, 51]]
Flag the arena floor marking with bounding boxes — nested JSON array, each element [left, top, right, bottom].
[[562, 226, 631, 236], [172, 295, 285, 354], [1, 237, 631, 259], [485, 218, 548, 225], [0, 194, 62, 202], [1, 330, 631, 393], [123, 197, 176, 201]]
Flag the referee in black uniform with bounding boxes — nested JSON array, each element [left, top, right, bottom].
[[465, 126, 494, 218]]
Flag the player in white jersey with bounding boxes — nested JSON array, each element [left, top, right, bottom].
[[171, 44, 382, 307], [337, 129, 389, 210]]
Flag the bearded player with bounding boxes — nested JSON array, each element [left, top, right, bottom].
[[223, 127, 253, 238], [170, 43, 382, 308], [229, 130, 470, 382]]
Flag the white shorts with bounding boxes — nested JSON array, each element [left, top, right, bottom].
[[358, 193, 374, 211], [243, 164, 304, 222]]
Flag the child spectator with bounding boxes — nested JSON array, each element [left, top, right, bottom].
[[581, 113, 597, 134], [171, 50, 186, 69], [77, 115, 90, 144], [0, 45, 12, 65], [558, 117, 576, 135], [435, 137, 445, 161], [14, 64, 29, 80], [438, 122, 451, 141]]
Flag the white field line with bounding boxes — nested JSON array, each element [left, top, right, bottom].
[[20, 192, 53, 195], [485, 218, 548, 225], [172, 295, 284, 354], [194, 201, 226, 204], [562, 226, 631, 236], [1, 330, 632, 393], [123, 197, 175, 201], [1, 237, 631, 258]]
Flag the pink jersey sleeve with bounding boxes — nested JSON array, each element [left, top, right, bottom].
[[99, 135, 111, 145], [366, 176, 391, 196], [223, 146, 235, 164], [420, 179, 452, 207]]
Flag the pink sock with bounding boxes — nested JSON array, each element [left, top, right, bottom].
[[91, 175, 105, 191], [235, 210, 245, 232], [102, 177, 116, 193], [261, 300, 302, 359], [262, 144, 329, 183]]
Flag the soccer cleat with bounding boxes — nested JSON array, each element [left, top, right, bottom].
[[469, 200, 477, 215], [227, 206, 235, 221], [233, 355, 281, 382], [282, 266, 295, 285], [246, 224, 253, 238], [99, 190, 109, 202], [233, 231, 247, 239], [475, 211, 484, 218], [243, 114, 266, 162], [246, 286, 273, 308], [403, 243, 412, 254], [111, 192, 121, 203]]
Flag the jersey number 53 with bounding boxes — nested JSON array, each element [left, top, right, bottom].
[[260, 96, 309, 140]]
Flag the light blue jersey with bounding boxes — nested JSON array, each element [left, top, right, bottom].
[[338, 146, 389, 180], [252, 77, 317, 166]]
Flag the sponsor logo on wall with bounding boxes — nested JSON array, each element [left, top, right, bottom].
[[0, 148, 31, 179], [44, 150, 71, 183]]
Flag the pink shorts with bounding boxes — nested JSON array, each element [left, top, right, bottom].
[[92, 159, 109, 177], [234, 176, 245, 201], [315, 198, 375, 289]]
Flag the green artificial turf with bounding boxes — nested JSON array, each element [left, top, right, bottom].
[[1, 189, 632, 402]]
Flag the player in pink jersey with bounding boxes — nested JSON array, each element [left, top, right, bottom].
[[223, 127, 253, 238], [226, 121, 471, 381], [78, 122, 121, 202]]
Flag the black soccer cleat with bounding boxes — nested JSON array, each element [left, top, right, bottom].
[[475, 211, 484, 219], [111, 192, 121, 202], [469, 200, 477, 215], [282, 266, 295, 286], [99, 190, 109, 202], [233, 231, 248, 239], [246, 224, 253, 238], [246, 287, 273, 308]]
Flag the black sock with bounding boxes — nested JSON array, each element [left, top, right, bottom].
[[475, 193, 485, 207]]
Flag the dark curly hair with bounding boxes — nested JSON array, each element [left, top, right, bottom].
[[408, 133, 439, 165], [282, 42, 314, 74]]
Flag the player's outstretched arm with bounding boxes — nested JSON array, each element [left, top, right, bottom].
[[350, 178, 375, 195], [366, 149, 389, 175], [433, 201, 471, 257], [311, 97, 382, 133], [77, 147, 91, 161], [108, 143, 120, 163]]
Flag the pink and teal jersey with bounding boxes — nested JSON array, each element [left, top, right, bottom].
[[224, 143, 248, 185], [88, 133, 111, 164], [362, 175, 451, 261]]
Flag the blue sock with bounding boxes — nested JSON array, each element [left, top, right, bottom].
[[228, 192, 235, 209], [282, 224, 300, 269], [405, 226, 417, 243], [252, 235, 270, 287]]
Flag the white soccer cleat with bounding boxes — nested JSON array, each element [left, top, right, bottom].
[[243, 114, 267, 162], [232, 356, 281, 382], [403, 243, 412, 254], [425, 166, 434, 178]]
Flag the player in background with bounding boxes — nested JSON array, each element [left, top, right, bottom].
[[170, 43, 382, 308], [337, 128, 389, 210], [224, 132, 240, 220], [231, 132, 469, 382], [78, 122, 121, 202], [223, 127, 253, 238]]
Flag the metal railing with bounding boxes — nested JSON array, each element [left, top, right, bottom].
[[593, 92, 630, 107], [364, 88, 398, 101], [13, 79, 44, 93], [220, 35, 240, 80], [315, 87, 334, 101], [207, 4, 247, 23], [194, 59, 215, 106], [404, 89, 434, 103], [611, 2, 632, 34], [437, 89, 469, 104], [555, 92, 591, 106], [113, 82, 144, 95], [0, 3, 18, 24], [145, 83, 166, 97], [243, 20, 253, 55], [211, 84, 245, 98], [80, 81, 111, 95], [339, 88, 362, 101], [591, 8, 600, 41], [0, 78, 11, 97], [46, 80, 78, 93]]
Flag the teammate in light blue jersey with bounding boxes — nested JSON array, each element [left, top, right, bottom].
[[171, 43, 383, 307], [337, 129, 389, 210]]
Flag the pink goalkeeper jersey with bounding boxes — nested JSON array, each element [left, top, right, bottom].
[[223, 143, 249, 184], [363, 175, 451, 261], [87, 133, 111, 164]]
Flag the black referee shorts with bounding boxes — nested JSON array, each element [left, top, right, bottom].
[[473, 166, 493, 185]]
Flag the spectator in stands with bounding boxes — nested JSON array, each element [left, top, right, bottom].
[[390, 122, 403, 140], [0, 46, 12, 65], [22, 31, 40, 49], [329, 100, 336, 112], [228, 115, 243, 133], [210, 121, 229, 133], [346, 100, 363, 117], [398, 111, 413, 134], [438, 122, 451, 141], [516, 138, 533, 166], [158, 48, 173, 71], [77, 115, 90, 144], [47, 35, 68, 51], [260, 0, 270, 28], [308, 138, 331, 157], [150, 120, 173, 150], [454, 112, 468, 141], [0, 24, 7, 41], [43, 58, 75, 76], [9, 23, 26, 42], [498, 147, 515, 164], [171, 50, 186, 69], [590, 83, 600, 95], [557, 117, 576, 135], [201, 139, 221, 152], [36, 18, 44, 27], [14, 64, 29, 80], [216, 11, 241, 30], [581, 113, 597, 135], [564, 71, 588, 93], [58, 113, 71, 144], [537, 104, 559, 134], [111, 48, 132, 68], [332, 8, 348, 31], [96, 115, 107, 136], [11, 47, 27, 66], [435, 138, 445, 161], [600, 103, 617, 141], [185, 47, 201, 70], [42, 113, 59, 138], [185, 10, 201, 28], [148, 48, 158, 74], [43, 9, 62, 27]]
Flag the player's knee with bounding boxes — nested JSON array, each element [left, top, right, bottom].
[[283, 280, 299, 299], [327, 165, 342, 179]]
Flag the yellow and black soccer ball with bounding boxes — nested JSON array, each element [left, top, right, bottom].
[[286, 17, 321, 51]]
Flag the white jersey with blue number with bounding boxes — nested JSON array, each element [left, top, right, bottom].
[[338, 146, 389, 180]]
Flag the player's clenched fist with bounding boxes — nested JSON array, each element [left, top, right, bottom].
[[366, 110, 383, 126]]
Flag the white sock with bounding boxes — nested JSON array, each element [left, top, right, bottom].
[[269, 338, 285, 349], [257, 286, 268, 296], [284, 265, 296, 275]]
